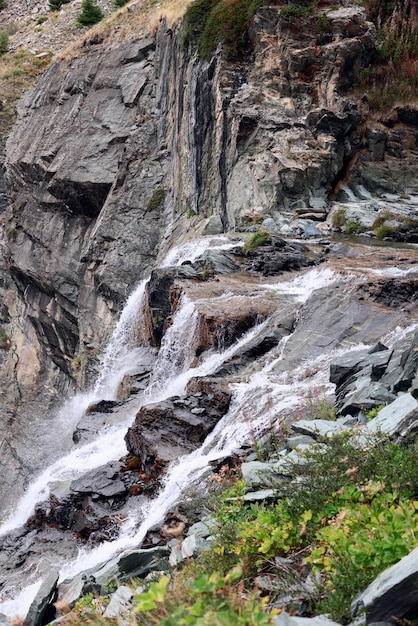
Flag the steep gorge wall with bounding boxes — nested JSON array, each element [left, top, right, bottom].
[[2, 4, 379, 392]]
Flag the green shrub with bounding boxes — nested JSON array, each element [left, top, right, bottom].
[[374, 223, 396, 239], [37, 16, 48, 24], [49, 0, 62, 10], [146, 188, 165, 211], [135, 568, 276, 625], [183, 0, 263, 60], [77, 0, 103, 25], [306, 484, 418, 622], [331, 207, 346, 229], [243, 229, 270, 253], [344, 220, 365, 235], [114, 0, 130, 7], [0, 30, 8, 55], [0, 0, 6, 11], [280, 4, 310, 18]]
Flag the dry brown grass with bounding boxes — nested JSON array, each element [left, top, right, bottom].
[[0, 50, 52, 137]]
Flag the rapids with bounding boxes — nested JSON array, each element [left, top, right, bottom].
[[0, 236, 417, 618]]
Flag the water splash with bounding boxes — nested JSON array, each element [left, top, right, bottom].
[[159, 235, 241, 268], [264, 267, 346, 303], [147, 294, 199, 398], [94, 279, 149, 398]]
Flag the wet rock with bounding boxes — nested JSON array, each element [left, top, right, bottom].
[[125, 393, 230, 479], [70, 462, 128, 498], [350, 545, 418, 624], [361, 393, 418, 439], [358, 278, 418, 309], [291, 419, 347, 439], [24, 570, 59, 626], [275, 613, 342, 625], [103, 585, 134, 621], [241, 460, 291, 489], [91, 546, 170, 584]]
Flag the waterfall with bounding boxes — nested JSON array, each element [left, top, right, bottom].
[[146, 294, 199, 399], [94, 278, 150, 398], [0, 252, 413, 617]]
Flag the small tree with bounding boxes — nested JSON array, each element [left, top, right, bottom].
[[0, 30, 8, 55], [77, 0, 103, 25], [49, 0, 62, 10]]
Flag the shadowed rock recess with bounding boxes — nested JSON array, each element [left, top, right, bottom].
[[0, 0, 418, 623]]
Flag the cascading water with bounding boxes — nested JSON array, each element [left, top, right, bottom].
[[0, 245, 415, 618]]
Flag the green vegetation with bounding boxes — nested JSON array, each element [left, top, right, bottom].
[[0, 31, 8, 56], [183, 0, 263, 60], [134, 568, 276, 625], [280, 4, 311, 18], [0, 50, 51, 134], [77, 0, 104, 26], [330, 207, 346, 229], [188, 433, 418, 624], [243, 229, 270, 253], [146, 188, 166, 211], [114, 0, 130, 7], [0, 0, 6, 11], [0, 327, 10, 350], [344, 220, 365, 235], [49, 0, 71, 10], [354, 0, 418, 110]]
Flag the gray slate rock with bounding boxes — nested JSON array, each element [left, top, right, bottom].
[[361, 393, 418, 438], [103, 585, 134, 620], [89, 546, 170, 584], [187, 518, 217, 539], [241, 460, 291, 489], [286, 435, 317, 449], [275, 612, 342, 625], [291, 419, 348, 439], [25, 570, 59, 626], [350, 545, 418, 623]]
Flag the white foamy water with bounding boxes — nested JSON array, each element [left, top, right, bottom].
[[264, 267, 346, 303], [147, 294, 199, 397], [94, 279, 149, 398], [159, 235, 241, 268], [366, 266, 418, 278], [0, 258, 412, 616]]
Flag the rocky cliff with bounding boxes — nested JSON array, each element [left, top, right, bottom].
[[0, 0, 418, 602]]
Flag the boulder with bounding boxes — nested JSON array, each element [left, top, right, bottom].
[[125, 390, 230, 479], [89, 546, 170, 585], [350, 545, 418, 623], [24, 570, 59, 626], [275, 612, 342, 625], [361, 393, 418, 439], [103, 585, 134, 621], [291, 419, 348, 439]]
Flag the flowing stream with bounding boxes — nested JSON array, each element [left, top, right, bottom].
[[0, 238, 414, 617]]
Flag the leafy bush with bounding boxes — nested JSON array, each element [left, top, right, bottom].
[[146, 188, 165, 211], [114, 0, 130, 7], [307, 483, 418, 622], [354, 0, 418, 109], [344, 220, 365, 235], [0, 0, 6, 10], [77, 0, 103, 26], [243, 230, 270, 253], [135, 567, 276, 625], [0, 30, 8, 55], [183, 0, 263, 60], [280, 4, 310, 18], [330, 207, 346, 228]]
